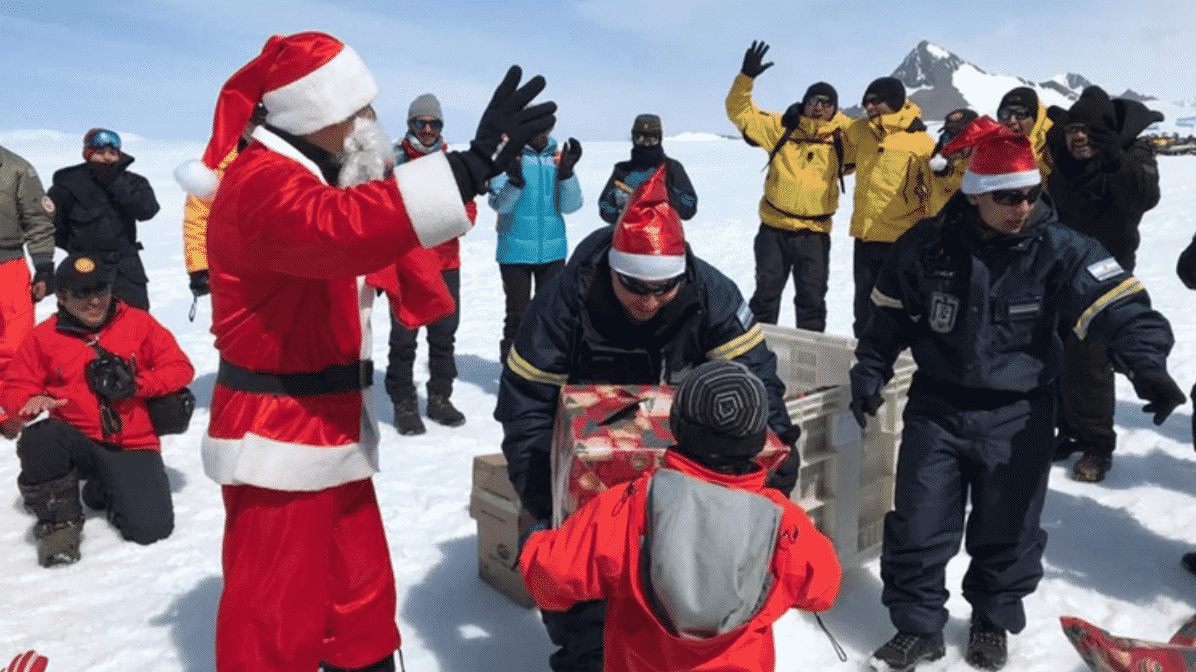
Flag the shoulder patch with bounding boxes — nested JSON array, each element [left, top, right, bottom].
[[1087, 258, 1124, 282], [736, 300, 753, 329], [41, 195, 55, 215]]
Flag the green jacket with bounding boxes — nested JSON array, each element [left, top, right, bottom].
[[0, 144, 55, 267]]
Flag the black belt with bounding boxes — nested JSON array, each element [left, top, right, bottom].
[[217, 359, 373, 396], [763, 199, 832, 223], [911, 372, 1050, 411]]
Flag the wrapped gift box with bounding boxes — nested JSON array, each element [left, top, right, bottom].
[[550, 384, 790, 526]]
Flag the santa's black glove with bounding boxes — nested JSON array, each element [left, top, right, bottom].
[[557, 138, 582, 180], [1085, 124, 1123, 166], [1130, 367, 1185, 425], [850, 392, 884, 430], [1178, 235, 1196, 289], [189, 270, 210, 298], [765, 425, 803, 498], [447, 65, 556, 201], [741, 40, 773, 79], [31, 262, 54, 302]]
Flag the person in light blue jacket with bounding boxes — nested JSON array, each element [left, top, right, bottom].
[[489, 129, 583, 363]]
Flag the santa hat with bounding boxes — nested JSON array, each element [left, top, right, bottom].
[[174, 31, 379, 198], [943, 115, 1040, 195], [608, 165, 686, 281]]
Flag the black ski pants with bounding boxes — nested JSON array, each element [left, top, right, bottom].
[[541, 599, 605, 672], [748, 224, 830, 331], [385, 268, 460, 401], [852, 239, 894, 338], [1057, 335, 1117, 457], [881, 390, 1054, 636], [499, 260, 564, 362], [16, 418, 173, 544]]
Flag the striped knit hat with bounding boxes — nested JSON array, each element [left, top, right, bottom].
[[670, 360, 769, 461]]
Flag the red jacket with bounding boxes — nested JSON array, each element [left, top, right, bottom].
[[395, 137, 478, 271], [203, 127, 471, 491], [2, 301, 194, 451], [520, 450, 842, 672]]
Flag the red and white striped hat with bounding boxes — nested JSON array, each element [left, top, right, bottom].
[[943, 115, 1040, 195], [609, 165, 687, 281]]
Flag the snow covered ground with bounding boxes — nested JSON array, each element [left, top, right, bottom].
[[1, 129, 1195, 671]]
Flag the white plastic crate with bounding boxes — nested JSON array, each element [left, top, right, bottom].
[[761, 326, 914, 569]]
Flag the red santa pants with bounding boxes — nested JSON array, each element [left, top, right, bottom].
[[0, 258, 33, 379], [216, 479, 400, 672]]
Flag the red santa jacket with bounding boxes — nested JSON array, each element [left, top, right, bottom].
[[2, 301, 194, 451], [520, 450, 842, 672], [203, 126, 470, 491]]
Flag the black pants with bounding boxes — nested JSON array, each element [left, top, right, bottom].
[[1058, 335, 1116, 457], [852, 239, 894, 338], [16, 418, 173, 544], [748, 225, 831, 331], [499, 260, 564, 361], [881, 391, 1054, 636], [385, 268, 460, 400], [541, 600, 606, 672]]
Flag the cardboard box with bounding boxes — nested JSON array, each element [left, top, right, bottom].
[[550, 384, 791, 527], [470, 453, 535, 609]]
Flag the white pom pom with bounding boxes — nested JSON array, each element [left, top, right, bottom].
[[173, 159, 220, 199], [929, 154, 948, 172]]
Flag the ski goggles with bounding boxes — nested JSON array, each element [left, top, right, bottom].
[[632, 132, 661, 147], [84, 129, 121, 151], [988, 185, 1043, 206], [615, 272, 683, 297], [410, 119, 443, 132], [997, 105, 1034, 122]]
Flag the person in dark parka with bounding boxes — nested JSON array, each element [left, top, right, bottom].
[[596, 114, 697, 225]]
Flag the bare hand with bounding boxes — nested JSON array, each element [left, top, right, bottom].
[[19, 395, 67, 419], [30, 280, 47, 303]]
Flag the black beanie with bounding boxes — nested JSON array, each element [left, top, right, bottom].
[[999, 87, 1039, 117], [1066, 86, 1117, 131], [864, 77, 905, 112], [670, 361, 769, 464], [802, 81, 838, 114]]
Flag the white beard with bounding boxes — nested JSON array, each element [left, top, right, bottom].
[[338, 116, 395, 187]]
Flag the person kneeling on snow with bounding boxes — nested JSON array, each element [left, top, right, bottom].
[[2, 253, 194, 567], [519, 360, 841, 672]]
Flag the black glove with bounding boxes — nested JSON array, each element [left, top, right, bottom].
[[557, 138, 582, 180], [86, 346, 137, 402], [781, 102, 802, 130], [1084, 124, 1123, 166], [765, 425, 803, 498], [1178, 235, 1196, 289], [189, 270, 210, 298], [850, 392, 884, 430], [1130, 368, 1185, 425], [31, 262, 54, 302], [446, 65, 556, 201], [88, 161, 123, 188], [741, 40, 773, 79], [505, 157, 526, 189]]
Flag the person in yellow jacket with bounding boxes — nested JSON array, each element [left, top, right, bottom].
[[845, 77, 936, 337], [996, 87, 1053, 179], [926, 108, 979, 216], [726, 41, 852, 332]]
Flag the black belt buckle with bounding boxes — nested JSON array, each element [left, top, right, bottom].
[[359, 360, 374, 389]]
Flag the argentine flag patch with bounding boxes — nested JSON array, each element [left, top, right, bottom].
[[736, 300, 753, 329], [1087, 258, 1124, 282]]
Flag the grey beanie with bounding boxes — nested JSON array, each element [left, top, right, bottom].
[[407, 93, 443, 122], [670, 361, 769, 460]]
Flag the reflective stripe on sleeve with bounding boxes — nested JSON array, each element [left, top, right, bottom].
[[507, 348, 568, 387], [706, 324, 765, 361], [1073, 276, 1145, 340], [871, 287, 904, 310]]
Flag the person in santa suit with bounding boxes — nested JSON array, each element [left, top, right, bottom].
[[174, 31, 555, 672]]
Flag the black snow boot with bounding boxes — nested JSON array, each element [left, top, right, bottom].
[[426, 393, 465, 427], [1182, 551, 1196, 576], [323, 653, 396, 672], [869, 632, 945, 672], [393, 395, 425, 436], [965, 614, 1008, 671], [19, 471, 85, 567]]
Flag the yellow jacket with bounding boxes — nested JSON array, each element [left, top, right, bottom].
[[846, 101, 936, 242], [1025, 101, 1054, 179], [926, 155, 969, 216], [725, 73, 852, 233], [182, 146, 238, 273]]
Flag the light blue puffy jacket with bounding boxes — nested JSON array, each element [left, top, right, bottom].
[[488, 137, 584, 264]]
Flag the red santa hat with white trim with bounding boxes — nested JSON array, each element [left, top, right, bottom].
[[174, 31, 379, 198], [608, 165, 687, 281], [942, 115, 1040, 195]]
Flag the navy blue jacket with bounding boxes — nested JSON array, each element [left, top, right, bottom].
[[597, 151, 697, 225]]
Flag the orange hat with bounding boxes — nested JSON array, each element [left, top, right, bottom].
[[943, 115, 1040, 194], [608, 165, 686, 281]]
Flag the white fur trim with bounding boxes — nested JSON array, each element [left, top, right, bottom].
[[202, 427, 379, 491], [263, 44, 379, 135], [928, 154, 948, 172], [961, 168, 1040, 195], [174, 159, 220, 199], [608, 249, 686, 281], [252, 126, 327, 183], [391, 152, 471, 247]]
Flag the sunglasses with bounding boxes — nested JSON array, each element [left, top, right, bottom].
[[411, 119, 443, 132], [997, 106, 1034, 122], [1064, 123, 1089, 136], [805, 95, 834, 108], [988, 185, 1042, 206], [863, 94, 885, 106], [68, 286, 112, 300], [85, 129, 121, 151], [615, 272, 683, 296], [632, 132, 661, 147]]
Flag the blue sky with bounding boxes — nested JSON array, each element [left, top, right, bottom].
[[4, 1, 1193, 143]]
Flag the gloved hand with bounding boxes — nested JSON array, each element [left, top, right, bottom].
[[446, 65, 556, 201], [557, 138, 582, 180], [5, 650, 48, 672], [741, 40, 773, 79], [505, 157, 526, 189], [765, 425, 803, 498], [30, 261, 53, 303], [780, 102, 802, 130], [189, 270, 210, 298], [1130, 368, 1185, 425], [1084, 123, 1123, 166], [850, 392, 884, 430], [1178, 235, 1196, 289]]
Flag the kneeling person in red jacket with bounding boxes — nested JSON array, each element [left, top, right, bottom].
[[520, 360, 841, 672], [3, 253, 194, 567]]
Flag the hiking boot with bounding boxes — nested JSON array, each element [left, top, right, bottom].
[[1053, 434, 1081, 461], [20, 471, 85, 568], [966, 615, 1008, 670], [1071, 452, 1112, 483], [33, 518, 83, 567], [426, 394, 465, 427], [1182, 551, 1196, 576], [869, 632, 944, 672], [393, 397, 425, 436]]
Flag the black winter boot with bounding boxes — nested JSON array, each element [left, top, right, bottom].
[[869, 632, 944, 672], [19, 471, 85, 567], [965, 614, 1008, 670], [322, 653, 396, 672], [393, 395, 425, 436], [426, 393, 465, 427]]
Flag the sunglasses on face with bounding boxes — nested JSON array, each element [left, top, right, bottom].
[[615, 272, 682, 296], [1064, 123, 1089, 136], [68, 286, 112, 300], [806, 95, 833, 108], [863, 95, 884, 106], [988, 185, 1043, 206], [85, 130, 121, 151], [632, 132, 661, 147], [997, 106, 1034, 122], [411, 119, 443, 132]]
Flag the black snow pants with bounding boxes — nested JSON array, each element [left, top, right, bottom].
[[541, 599, 606, 672], [852, 239, 894, 338], [748, 224, 831, 331], [1057, 334, 1117, 457], [499, 260, 565, 363], [385, 268, 460, 400]]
